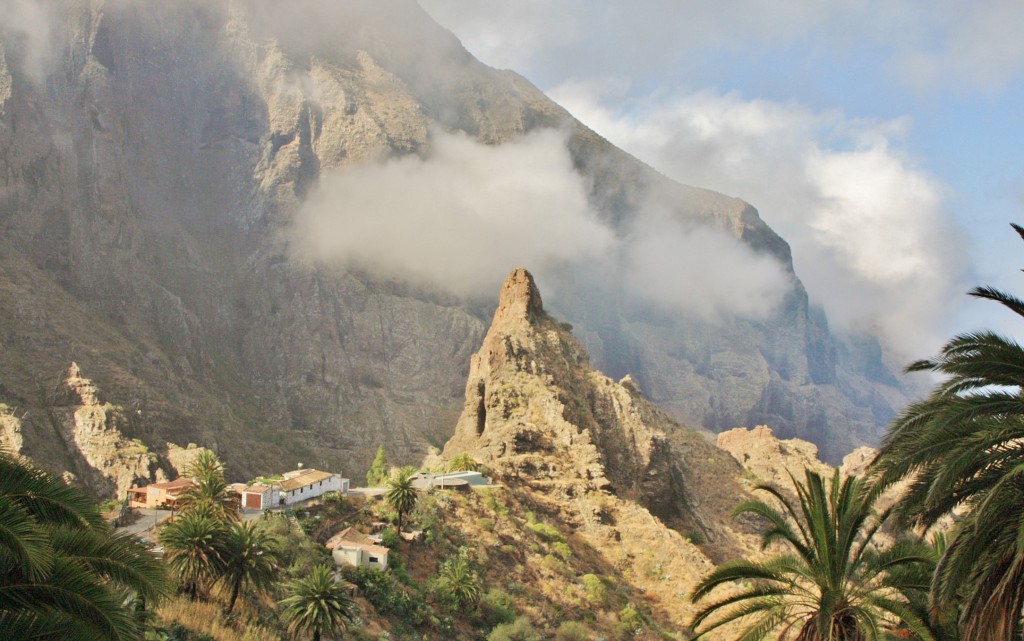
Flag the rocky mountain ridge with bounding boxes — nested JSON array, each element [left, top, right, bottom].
[[0, 0, 909, 482]]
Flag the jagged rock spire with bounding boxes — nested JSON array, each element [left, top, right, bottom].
[[494, 267, 544, 324]]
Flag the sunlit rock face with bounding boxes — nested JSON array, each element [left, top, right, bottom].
[[0, 0, 907, 486]]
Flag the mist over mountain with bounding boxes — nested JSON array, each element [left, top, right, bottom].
[[0, 0, 912, 484]]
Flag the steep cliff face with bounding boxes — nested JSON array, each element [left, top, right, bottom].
[[0, 0, 908, 486]]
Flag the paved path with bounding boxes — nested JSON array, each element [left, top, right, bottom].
[[347, 487, 386, 497], [116, 508, 172, 540], [116, 507, 265, 540]]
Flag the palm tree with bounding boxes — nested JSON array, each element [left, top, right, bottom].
[[869, 225, 1024, 641], [188, 450, 225, 480], [178, 451, 237, 521], [0, 451, 169, 640], [279, 564, 357, 641], [219, 520, 280, 614], [159, 509, 227, 600], [884, 533, 960, 641], [690, 468, 935, 641], [385, 466, 419, 532], [445, 452, 478, 473], [437, 550, 481, 609]]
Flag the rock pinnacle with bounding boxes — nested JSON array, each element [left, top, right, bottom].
[[494, 267, 544, 324]]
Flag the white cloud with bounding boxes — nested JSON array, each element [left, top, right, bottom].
[[290, 127, 791, 319], [551, 83, 969, 355], [622, 217, 791, 320], [290, 129, 613, 298]]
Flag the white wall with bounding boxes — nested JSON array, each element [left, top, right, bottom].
[[281, 473, 344, 505]]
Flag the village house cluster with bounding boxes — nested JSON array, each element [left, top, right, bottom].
[[127, 466, 350, 511]]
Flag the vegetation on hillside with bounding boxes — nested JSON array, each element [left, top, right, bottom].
[[367, 446, 390, 487]]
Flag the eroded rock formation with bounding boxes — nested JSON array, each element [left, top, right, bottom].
[[442, 269, 760, 564], [3, 362, 209, 497]]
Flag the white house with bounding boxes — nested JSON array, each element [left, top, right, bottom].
[[327, 527, 389, 571], [278, 468, 349, 506]]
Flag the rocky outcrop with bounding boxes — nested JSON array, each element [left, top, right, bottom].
[[0, 405, 23, 454], [443, 269, 758, 563], [0, 0, 909, 485], [717, 425, 830, 488], [439, 269, 761, 627], [3, 361, 209, 498], [717, 425, 880, 488], [59, 363, 156, 497]]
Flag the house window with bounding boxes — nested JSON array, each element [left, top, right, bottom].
[[369, 556, 378, 563]]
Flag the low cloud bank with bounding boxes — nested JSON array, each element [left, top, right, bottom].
[[290, 128, 790, 319]]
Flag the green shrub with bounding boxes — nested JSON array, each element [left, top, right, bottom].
[[480, 588, 517, 627], [611, 606, 643, 640], [526, 521, 563, 543], [167, 624, 189, 641], [380, 528, 401, 548], [488, 617, 541, 641], [482, 490, 510, 517], [259, 515, 329, 579], [580, 573, 607, 606], [552, 540, 572, 561], [98, 498, 123, 513], [542, 554, 566, 575], [341, 565, 425, 623], [556, 621, 591, 641]]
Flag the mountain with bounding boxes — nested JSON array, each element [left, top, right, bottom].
[[438, 268, 758, 562], [0, 0, 909, 486]]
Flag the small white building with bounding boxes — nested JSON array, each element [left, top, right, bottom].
[[278, 468, 349, 506], [239, 483, 281, 511], [327, 527, 389, 571], [332, 541, 390, 571]]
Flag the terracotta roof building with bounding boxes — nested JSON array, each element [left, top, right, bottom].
[[126, 478, 195, 509]]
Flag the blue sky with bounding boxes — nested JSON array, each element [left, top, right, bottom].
[[418, 0, 1024, 360]]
